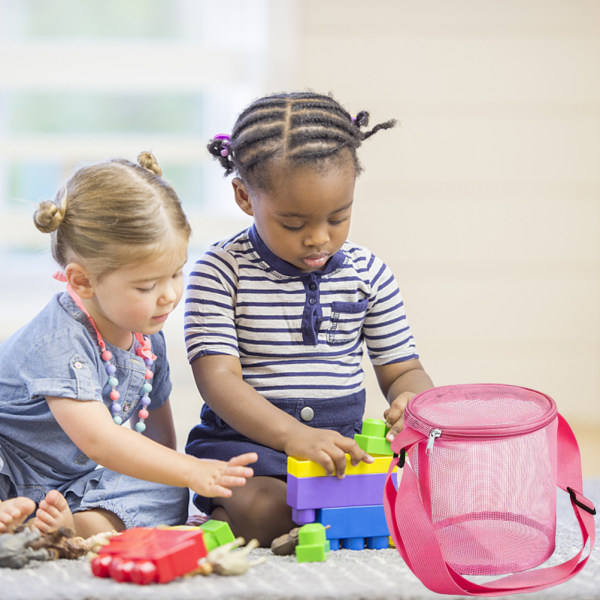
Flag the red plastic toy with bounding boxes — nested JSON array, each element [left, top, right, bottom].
[[90, 527, 207, 584]]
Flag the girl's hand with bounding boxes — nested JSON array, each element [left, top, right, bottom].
[[284, 427, 372, 478], [384, 391, 416, 441], [188, 452, 257, 498]]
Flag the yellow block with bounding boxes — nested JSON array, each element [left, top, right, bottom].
[[287, 455, 396, 478]]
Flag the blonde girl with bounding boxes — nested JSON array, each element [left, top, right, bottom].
[[0, 152, 255, 537]]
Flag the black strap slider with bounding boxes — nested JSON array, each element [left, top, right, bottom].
[[397, 448, 406, 468], [567, 487, 596, 515]]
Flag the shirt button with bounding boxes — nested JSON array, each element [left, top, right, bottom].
[[300, 406, 314, 422], [73, 361, 83, 369], [308, 297, 316, 305], [309, 282, 317, 291]]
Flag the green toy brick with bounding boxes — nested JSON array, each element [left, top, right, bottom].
[[199, 520, 235, 552], [295, 523, 330, 563], [361, 418, 388, 438], [354, 418, 392, 455], [296, 542, 330, 562]]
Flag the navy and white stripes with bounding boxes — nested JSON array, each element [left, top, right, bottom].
[[184, 226, 418, 401]]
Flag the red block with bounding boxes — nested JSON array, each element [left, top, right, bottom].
[[92, 528, 207, 584]]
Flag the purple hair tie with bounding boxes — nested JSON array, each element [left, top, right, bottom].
[[214, 134, 231, 158]]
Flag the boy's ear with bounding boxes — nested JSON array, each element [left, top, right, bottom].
[[232, 177, 254, 217], [65, 263, 94, 298]]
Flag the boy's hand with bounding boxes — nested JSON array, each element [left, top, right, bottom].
[[384, 391, 416, 441], [284, 427, 373, 478], [189, 452, 257, 498]]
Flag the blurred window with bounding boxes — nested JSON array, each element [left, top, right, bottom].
[[0, 0, 271, 252]]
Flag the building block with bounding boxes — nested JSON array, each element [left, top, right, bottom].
[[354, 418, 392, 455], [287, 472, 396, 512], [295, 523, 330, 562], [292, 508, 316, 525], [287, 455, 396, 478], [199, 520, 235, 552], [90, 527, 207, 584], [315, 505, 390, 551]]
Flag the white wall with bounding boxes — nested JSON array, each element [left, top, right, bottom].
[[274, 0, 600, 433]]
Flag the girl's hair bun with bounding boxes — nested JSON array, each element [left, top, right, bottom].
[[33, 200, 65, 233], [137, 151, 162, 176]]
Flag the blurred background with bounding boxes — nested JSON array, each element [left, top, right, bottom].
[[1, 0, 598, 475]]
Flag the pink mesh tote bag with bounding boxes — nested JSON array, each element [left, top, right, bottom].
[[384, 383, 596, 596]]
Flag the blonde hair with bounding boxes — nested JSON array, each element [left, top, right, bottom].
[[33, 152, 191, 276]]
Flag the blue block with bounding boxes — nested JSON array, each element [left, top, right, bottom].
[[329, 539, 341, 551], [287, 472, 396, 510], [366, 535, 390, 549], [316, 505, 390, 549], [342, 537, 365, 550]]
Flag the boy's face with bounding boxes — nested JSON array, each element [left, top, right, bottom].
[[234, 157, 356, 272]]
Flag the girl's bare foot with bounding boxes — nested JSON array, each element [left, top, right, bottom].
[[0, 497, 36, 533], [32, 490, 75, 534]]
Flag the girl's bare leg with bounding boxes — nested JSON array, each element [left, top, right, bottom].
[[0, 497, 36, 533], [72, 508, 124, 538], [31, 490, 75, 533], [32, 490, 124, 537]]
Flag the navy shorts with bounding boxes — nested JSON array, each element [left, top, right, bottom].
[[186, 391, 366, 514]]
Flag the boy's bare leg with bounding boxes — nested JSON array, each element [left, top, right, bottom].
[[211, 476, 294, 547], [0, 497, 36, 533]]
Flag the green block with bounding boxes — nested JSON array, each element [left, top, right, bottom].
[[200, 519, 235, 551], [296, 523, 330, 563], [354, 434, 392, 455], [361, 418, 388, 438], [354, 418, 392, 455], [296, 541, 330, 562]]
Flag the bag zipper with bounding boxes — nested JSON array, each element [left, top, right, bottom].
[[406, 407, 557, 455], [425, 428, 442, 454]]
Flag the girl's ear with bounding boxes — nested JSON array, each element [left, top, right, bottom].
[[232, 177, 254, 217], [65, 263, 94, 299]]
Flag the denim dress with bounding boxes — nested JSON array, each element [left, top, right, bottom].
[[0, 292, 188, 527]]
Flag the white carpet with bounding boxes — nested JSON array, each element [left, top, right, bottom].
[[2, 481, 598, 600]]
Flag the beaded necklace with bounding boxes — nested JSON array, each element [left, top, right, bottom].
[[66, 286, 155, 432]]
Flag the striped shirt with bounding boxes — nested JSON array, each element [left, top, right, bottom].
[[184, 225, 418, 401]]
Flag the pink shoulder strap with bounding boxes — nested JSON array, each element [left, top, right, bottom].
[[384, 415, 596, 595]]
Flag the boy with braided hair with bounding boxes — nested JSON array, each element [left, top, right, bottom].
[[185, 92, 433, 545]]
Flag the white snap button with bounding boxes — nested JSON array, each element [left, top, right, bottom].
[[300, 406, 314, 422], [73, 361, 83, 369]]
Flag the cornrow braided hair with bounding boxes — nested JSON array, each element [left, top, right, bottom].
[[207, 92, 396, 189]]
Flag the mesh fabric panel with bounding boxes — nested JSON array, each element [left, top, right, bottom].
[[408, 385, 558, 575]]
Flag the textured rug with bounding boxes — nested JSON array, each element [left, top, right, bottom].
[[2, 480, 598, 600]]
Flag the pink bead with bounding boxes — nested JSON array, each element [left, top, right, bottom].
[[138, 408, 149, 420], [110, 390, 120, 401], [145, 369, 153, 380], [101, 350, 113, 361]]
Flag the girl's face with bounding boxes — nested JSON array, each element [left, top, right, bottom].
[[235, 157, 356, 272], [83, 233, 188, 349]]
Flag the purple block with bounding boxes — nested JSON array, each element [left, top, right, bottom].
[[286, 472, 396, 510], [292, 508, 316, 525]]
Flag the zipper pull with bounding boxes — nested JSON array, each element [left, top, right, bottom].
[[426, 428, 442, 455]]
